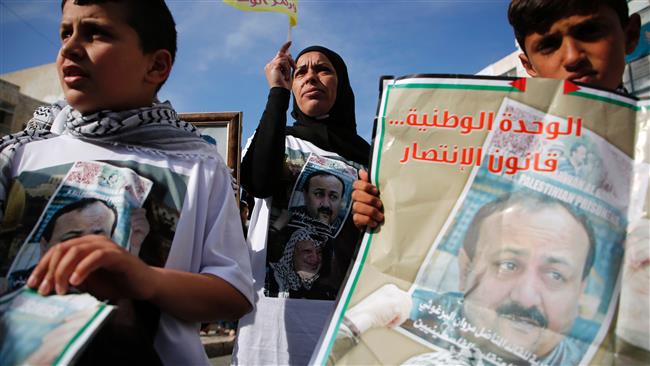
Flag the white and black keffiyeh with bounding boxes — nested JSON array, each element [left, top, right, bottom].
[[26, 101, 66, 131], [0, 103, 62, 221], [270, 227, 326, 292], [0, 101, 214, 221], [0, 101, 64, 155]]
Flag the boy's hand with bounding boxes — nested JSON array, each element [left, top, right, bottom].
[[26, 235, 251, 322], [352, 170, 384, 230], [27, 235, 155, 301], [265, 41, 295, 90]]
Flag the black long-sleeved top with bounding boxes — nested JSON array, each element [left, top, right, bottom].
[[240, 87, 291, 198]]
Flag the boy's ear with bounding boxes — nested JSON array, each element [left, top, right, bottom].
[[519, 52, 538, 78], [145, 49, 173, 86], [624, 13, 642, 55]]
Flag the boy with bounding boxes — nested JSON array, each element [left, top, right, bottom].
[[351, 0, 641, 228], [0, 1, 253, 364]]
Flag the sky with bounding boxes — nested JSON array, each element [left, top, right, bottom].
[[0, 0, 518, 143]]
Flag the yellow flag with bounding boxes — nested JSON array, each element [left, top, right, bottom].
[[224, 0, 298, 27]]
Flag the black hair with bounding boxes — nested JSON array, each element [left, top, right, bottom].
[[303, 171, 345, 194], [508, 0, 630, 53], [61, 0, 177, 90], [462, 191, 596, 280], [41, 197, 118, 244]]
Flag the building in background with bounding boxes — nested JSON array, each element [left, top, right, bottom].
[[0, 63, 62, 135], [478, 0, 650, 98], [476, 45, 525, 79], [624, 0, 650, 97], [0, 79, 45, 136]]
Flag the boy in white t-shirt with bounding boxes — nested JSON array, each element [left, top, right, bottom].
[[0, 1, 253, 364]]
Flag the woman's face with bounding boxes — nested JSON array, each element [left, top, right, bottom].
[[292, 51, 338, 117]]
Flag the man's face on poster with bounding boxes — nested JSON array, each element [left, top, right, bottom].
[[460, 204, 590, 359], [571, 145, 587, 167], [304, 174, 344, 225], [41, 201, 117, 253], [294, 240, 322, 280]]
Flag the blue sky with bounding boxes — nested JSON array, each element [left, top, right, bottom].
[[0, 0, 517, 142]]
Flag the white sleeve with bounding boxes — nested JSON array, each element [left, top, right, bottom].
[[166, 157, 254, 305], [201, 161, 254, 304], [155, 156, 254, 365]]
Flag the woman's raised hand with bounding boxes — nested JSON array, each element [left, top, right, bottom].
[[265, 41, 295, 90]]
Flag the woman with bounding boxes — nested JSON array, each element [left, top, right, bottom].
[[233, 43, 370, 365]]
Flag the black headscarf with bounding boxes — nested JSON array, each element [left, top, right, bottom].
[[287, 46, 370, 166]]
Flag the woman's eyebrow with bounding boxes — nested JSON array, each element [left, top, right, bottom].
[[297, 61, 333, 68]]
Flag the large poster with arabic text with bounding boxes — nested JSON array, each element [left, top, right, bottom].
[[311, 76, 650, 366]]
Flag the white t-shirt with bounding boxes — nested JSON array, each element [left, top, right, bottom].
[[234, 135, 362, 365], [4, 135, 254, 365]]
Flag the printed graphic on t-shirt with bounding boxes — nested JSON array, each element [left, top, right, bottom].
[[264, 149, 359, 300], [0, 160, 188, 296]]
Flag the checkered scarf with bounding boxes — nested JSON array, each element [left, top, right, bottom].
[[270, 227, 326, 292], [0, 101, 213, 221]]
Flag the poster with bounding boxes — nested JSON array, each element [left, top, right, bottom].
[[3, 161, 153, 295], [264, 151, 359, 300], [0, 157, 192, 363], [0, 288, 113, 366], [312, 76, 649, 365]]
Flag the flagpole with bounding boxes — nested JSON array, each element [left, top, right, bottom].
[[287, 23, 292, 43]]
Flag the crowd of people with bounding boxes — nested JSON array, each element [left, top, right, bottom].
[[0, 0, 645, 365]]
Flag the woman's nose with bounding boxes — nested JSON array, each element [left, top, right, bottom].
[[303, 67, 318, 84]]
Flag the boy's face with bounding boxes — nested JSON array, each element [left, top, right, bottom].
[[57, 2, 157, 114], [519, 6, 639, 90]]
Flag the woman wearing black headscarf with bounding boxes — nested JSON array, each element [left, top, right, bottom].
[[233, 42, 370, 365]]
